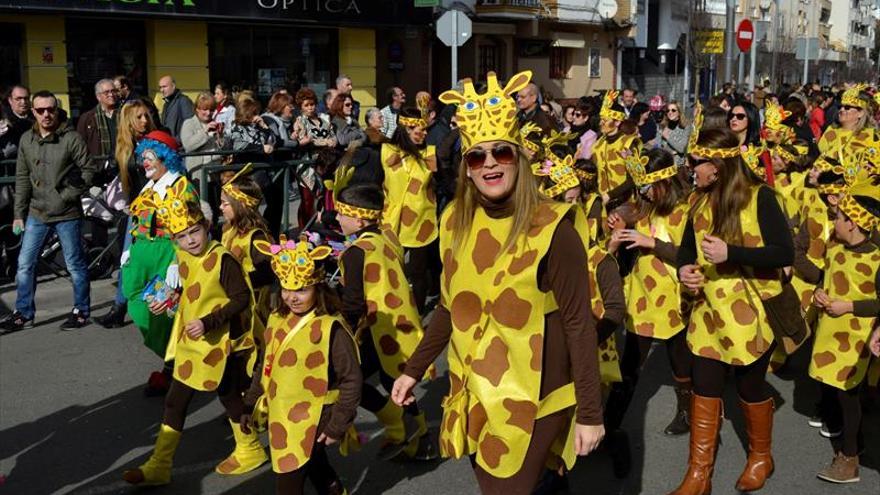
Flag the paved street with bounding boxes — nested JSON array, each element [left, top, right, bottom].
[[1, 275, 879, 494]]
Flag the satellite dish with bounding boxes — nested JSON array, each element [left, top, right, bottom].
[[597, 0, 618, 19]]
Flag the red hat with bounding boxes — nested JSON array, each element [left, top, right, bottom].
[[143, 130, 179, 151]]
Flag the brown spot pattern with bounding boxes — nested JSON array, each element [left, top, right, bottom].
[[305, 351, 326, 369], [833, 332, 852, 353], [276, 454, 299, 473], [832, 272, 850, 295], [416, 220, 436, 243], [309, 321, 323, 344], [302, 376, 328, 396], [836, 366, 856, 383], [508, 250, 538, 275], [472, 229, 501, 274], [177, 360, 193, 380], [479, 433, 510, 469], [186, 282, 201, 302], [202, 380, 218, 390], [731, 300, 757, 325], [288, 401, 311, 423], [179, 262, 189, 279], [301, 425, 317, 457], [203, 348, 225, 366], [364, 263, 382, 283], [278, 348, 298, 367], [388, 269, 400, 289], [385, 293, 404, 309], [471, 337, 510, 386], [698, 346, 722, 360], [503, 399, 537, 434], [450, 291, 483, 330], [468, 402, 489, 441], [492, 288, 532, 329], [529, 334, 543, 371], [407, 178, 423, 195], [635, 322, 655, 336], [203, 252, 218, 271], [268, 379, 277, 399], [813, 350, 837, 368], [379, 334, 401, 355], [400, 205, 418, 227], [269, 422, 288, 449]]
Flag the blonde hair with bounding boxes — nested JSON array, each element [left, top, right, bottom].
[[195, 91, 213, 110], [449, 145, 545, 255], [115, 101, 155, 197]]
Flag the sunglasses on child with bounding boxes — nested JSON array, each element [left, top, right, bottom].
[[464, 144, 517, 170]]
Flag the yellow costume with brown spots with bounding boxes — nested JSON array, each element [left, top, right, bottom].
[[786, 172, 836, 309], [591, 133, 638, 197], [586, 244, 622, 385], [438, 200, 588, 478], [222, 226, 272, 342], [165, 241, 255, 391], [380, 143, 438, 248], [340, 229, 425, 378], [817, 127, 876, 172], [687, 187, 782, 366], [255, 311, 356, 473], [808, 244, 880, 390], [625, 202, 689, 340]]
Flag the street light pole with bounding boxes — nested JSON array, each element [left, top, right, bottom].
[[770, 0, 779, 88], [725, 0, 736, 85]]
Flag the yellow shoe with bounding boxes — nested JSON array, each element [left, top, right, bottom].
[[375, 399, 405, 443], [215, 418, 269, 475], [122, 424, 181, 485]]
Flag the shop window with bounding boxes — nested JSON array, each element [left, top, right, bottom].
[[0, 23, 22, 92], [549, 47, 570, 79], [209, 24, 337, 102], [479, 44, 500, 78], [589, 48, 601, 78]]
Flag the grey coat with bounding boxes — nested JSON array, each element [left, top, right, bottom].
[[160, 90, 194, 139], [15, 122, 95, 223]]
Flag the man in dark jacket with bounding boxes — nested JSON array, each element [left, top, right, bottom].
[[158, 75, 193, 140], [515, 82, 556, 135], [76, 78, 118, 160], [1, 91, 95, 334], [1, 85, 34, 159]]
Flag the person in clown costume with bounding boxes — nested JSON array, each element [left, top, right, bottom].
[[122, 197, 259, 486], [590, 89, 640, 208], [671, 118, 794, 493], [391, 70, 605, 493], [332, 173, 436, 461], [122, 130, 200, 395], [242, 235, 361, 495], [808, 178, 880, 485], [380, 95, 438, 315], [603, 146, 693, 476]]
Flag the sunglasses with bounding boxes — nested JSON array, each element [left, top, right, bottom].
[[573, 111, 586, 117], [729, 113, 747, 121], [344, 102, 353, 107], [34, 107, 56, 115], [666, 108, 679, 114], [841, 105, 861, 111], [464, 144, 516, 170], [687, 156, 712, 168]]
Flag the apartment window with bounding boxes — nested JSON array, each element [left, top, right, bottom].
[[479, 44, 500, 77], [589, 47, 601, 78], [550, 47, 570, 79]]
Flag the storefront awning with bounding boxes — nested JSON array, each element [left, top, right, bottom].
[[551, 32, 586, 49]]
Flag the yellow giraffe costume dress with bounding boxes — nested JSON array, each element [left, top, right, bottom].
[[809, 180, 880, 391], [591, 90, 639, 198], [251, 237, 359, 475], [380, 143, 438, 248]]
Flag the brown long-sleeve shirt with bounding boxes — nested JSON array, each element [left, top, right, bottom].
[[404, 205, 603, 426], [595, 255, 626, 342], [243, 319, 362, 440], [338, 225, 382, 330], [200, 254, 250, 338]]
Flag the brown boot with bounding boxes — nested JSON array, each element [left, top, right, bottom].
[[817, 453, 860, 484], [667, 395, 722, 495], [664, 379, 692, 436], [735, 398, 775, 492]]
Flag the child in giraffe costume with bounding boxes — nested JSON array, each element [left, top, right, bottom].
[[603, 147, 693, 477], [242, 235, 361, 495], [808, 178, 880, 484], [333, 179, 436, 461], [392, 70, 605, 493], [590, 89, 640, 208], [123, 195, 259, 486], [380, 99, 439, 315], [122, 130, 200, 395], [672, 121, 794, 494]]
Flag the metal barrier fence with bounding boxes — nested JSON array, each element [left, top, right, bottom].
[[0, 150, 317, 234]]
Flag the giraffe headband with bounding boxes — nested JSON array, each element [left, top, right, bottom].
[[600, 90, 625, 121], [687, 102, 744, 160], [254, 234, 332, 290], [398, 93, 432, 129], [838, 178, 880, 231], [530, 130, 580, 198], [439, 70, 532, 152], [762, 101, 795, 143], [841, 83, 869, 109], [221, 163, 261, 209], [771, 142, 808, 165], [329, 162, 382, 221], [620, 147, 678, 187], [155, 180, 203, 234]]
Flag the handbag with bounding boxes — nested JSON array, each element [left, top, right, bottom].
[[740, 270, 811, 355]]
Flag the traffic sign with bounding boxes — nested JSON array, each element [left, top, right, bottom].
[[736, 19, 754, 52], [437, 10, 472, 48]]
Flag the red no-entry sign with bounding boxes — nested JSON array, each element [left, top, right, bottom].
[[736, 19, 754, 52]]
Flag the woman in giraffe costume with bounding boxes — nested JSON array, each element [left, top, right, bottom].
[[590, 89, 640, 208], [671, 121, 794, 494], [123, 195, 258, 486], [122, 130, 200, 395], [380, 98, 439, 315], [808, 178, 880, 484], [242, 235, 361, 495], [604, 147, 693, 469], [392, 70, 605, 493]]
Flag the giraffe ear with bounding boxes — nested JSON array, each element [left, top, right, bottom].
[[439, 89, 466, 105], [140, 198, 159, 210], [253, 240, 274, 256], [171, 178, 187, 197], [503, 71, 532, 97], [310, 246, 333, 261]]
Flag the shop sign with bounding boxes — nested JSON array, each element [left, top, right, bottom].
[[695, 30, 724, 54], [0, 0, 430, 25]]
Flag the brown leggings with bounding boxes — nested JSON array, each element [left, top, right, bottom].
[[274, 441, 339, 495], [471, 409, 570, 495], [162, 353, 248, 431]]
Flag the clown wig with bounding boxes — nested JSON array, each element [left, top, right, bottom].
[[135, 138, 185, 175]]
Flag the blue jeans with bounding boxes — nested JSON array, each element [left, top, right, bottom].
[[15, 216, 91, 320], [114, 217, 134, 305]]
